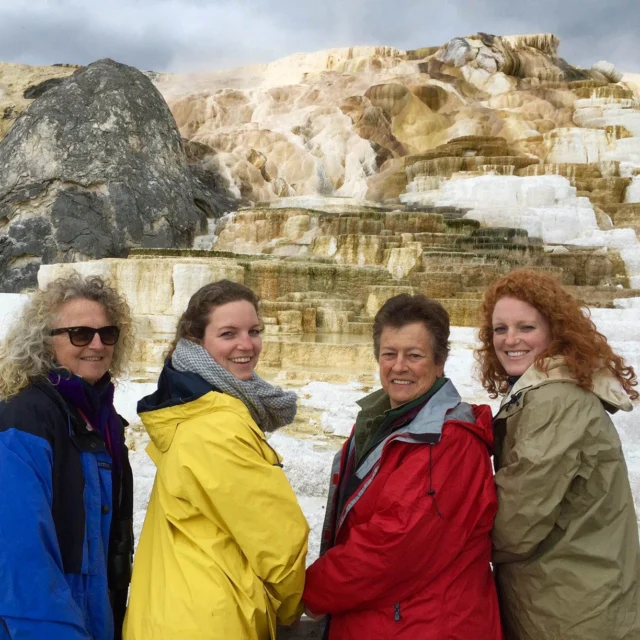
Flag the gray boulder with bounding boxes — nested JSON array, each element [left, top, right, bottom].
[[0, 58, 234, 292]]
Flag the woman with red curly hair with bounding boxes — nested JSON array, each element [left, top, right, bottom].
[[476, 269, 640, 640]]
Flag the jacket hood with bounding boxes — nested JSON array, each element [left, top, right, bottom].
[[462, 403, 494, 450], [505, 357, 633, 413], [137, 363, 253, 453], [357, 379, 494, 450]]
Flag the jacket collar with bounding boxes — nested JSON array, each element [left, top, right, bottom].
[[356, 387, 391, 415], [139, 363, 258, 454], [31, 377, 109, 454], [501, 357, 633, 414], [334, 380, 493, 535], [354, 379, 476, 480], [356, 377, 447, 422]]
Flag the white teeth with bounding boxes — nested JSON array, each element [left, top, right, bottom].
[[392, 380, 412, 385], [230, 357, 252, 363], [82, 357, 102, 361], [506, 351, 528, 357]]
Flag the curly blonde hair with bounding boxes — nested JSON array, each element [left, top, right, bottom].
[[476, 269, 638, 399], [0, 273, 134, 400]]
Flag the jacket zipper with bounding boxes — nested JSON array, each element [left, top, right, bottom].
[[394, 603, 401, 622]]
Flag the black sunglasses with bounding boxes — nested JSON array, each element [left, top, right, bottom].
[[50, 326, 120, 347]]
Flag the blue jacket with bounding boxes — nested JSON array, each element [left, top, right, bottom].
[[0, 379, 134, 640]]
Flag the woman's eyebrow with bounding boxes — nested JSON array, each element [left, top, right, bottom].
[[217, 324, 261, 330]]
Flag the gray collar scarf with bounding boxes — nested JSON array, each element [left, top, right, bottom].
[[171, 338, 297, 432]]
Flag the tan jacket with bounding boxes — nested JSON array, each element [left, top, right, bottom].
[[492, 358, 640, 640]]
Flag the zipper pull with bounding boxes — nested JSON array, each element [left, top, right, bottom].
[[394, 603, 401, 622]]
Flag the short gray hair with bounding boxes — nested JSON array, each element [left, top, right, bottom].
[[372, 293, 450, 364]]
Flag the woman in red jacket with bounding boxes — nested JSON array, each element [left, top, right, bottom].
[[303, 294, 502, 640]]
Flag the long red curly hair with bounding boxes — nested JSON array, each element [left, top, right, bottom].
[[476, 269, 638, 399]]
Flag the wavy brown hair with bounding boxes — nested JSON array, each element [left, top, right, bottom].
[[476, 269, 638, 399], [0, 273, 134, 400]]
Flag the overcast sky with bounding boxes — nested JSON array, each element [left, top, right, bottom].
[[1, 0, 638, 74]]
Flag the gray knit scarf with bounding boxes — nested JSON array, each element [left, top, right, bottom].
[[171, 338, 297, 432]]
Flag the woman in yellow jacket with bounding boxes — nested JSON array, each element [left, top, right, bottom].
[[124, 280, 309, 640]]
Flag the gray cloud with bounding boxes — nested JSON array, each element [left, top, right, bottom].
[[0, 0, 638, 73]]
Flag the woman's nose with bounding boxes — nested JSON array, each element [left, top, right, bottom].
[[237, 334, 253, 350], [87, 333, 104, 349], [504, 330, 519, 345]]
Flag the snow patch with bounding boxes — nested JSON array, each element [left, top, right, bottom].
[[296, 381, 364, 437], [614, 297, 640, 309]]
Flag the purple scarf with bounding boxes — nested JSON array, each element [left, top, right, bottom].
[[48, 370, 122, 474]]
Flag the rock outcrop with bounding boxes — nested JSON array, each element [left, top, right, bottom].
[[0, 59, 235, 291]]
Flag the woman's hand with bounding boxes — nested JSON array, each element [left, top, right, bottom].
[[304, 606, 326, 622]]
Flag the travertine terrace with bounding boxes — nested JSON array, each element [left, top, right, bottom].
[[39, 199, 635, 383], [16, 32, 640, 383]]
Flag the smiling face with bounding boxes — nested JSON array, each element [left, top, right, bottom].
[[202, 300, 262, 381], [378, 322, 445, 408], [492, 296, 552, 377], [51, 298, 115, 384]]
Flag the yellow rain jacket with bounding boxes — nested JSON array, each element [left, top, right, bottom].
[[123, 366, 309, 640]]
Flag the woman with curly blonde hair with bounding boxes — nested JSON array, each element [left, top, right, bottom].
[[476, 269, 640, 640], [0, 273, 135, 640]]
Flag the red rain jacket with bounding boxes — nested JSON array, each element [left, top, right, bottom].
[[303, 381, 503, 640]]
